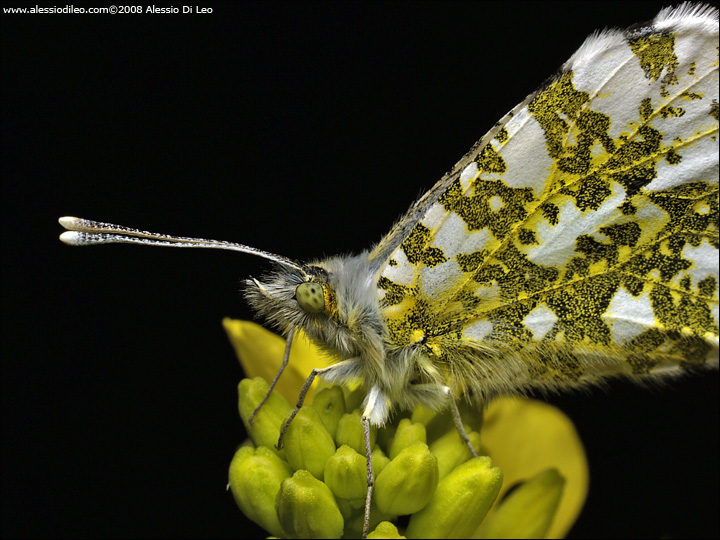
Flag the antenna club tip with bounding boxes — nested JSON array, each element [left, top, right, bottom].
[[59, 216, 83, 230], [59, 231, 82, 245]]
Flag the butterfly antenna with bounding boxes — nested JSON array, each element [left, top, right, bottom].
[[58, 216, 305, 271]]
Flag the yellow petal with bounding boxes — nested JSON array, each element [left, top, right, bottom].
[[223, 319, 332, 403], [475, 468, 565, 539], [474, 397, 588, 539]]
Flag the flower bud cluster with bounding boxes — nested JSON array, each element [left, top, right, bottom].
[[228, 377, 569, 538]]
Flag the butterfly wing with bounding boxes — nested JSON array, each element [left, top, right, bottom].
[[373, 5, 719, 399]]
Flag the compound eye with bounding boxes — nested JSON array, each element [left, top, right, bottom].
[[296, 282, 326, 314]]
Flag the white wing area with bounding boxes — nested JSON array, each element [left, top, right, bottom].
[[376, 4, 719, 384]]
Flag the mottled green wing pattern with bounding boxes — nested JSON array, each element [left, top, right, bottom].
[[376, 5, 719, 398]]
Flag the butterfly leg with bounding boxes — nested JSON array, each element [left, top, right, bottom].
[[276, 358, 357, 449], [443, 386, 478, 458], [360, 386, 382, 539], [248, 326, 296, 425]]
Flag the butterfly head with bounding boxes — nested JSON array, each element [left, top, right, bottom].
[[244, 263, 341, 335], [244, 254, 389, 382]]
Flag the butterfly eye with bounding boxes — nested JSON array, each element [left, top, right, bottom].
[[296, 282, 326, 314]]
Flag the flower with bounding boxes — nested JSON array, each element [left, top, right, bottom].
[[224, 319, 588, 539]]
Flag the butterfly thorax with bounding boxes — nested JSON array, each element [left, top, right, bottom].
[[244, 252, 425, 423]]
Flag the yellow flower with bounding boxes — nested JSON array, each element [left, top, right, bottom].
[[223, 318, 333, 404], [224, 319, 589, 539], [477, 398, 588, 539]]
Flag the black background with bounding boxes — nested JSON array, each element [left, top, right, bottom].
[[2, 1, 718, 538]]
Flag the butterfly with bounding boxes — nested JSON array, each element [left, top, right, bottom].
[[60, 3, 719, 537]]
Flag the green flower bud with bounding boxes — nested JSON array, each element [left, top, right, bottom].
[[334, 496, 362, 521], [405, 455, 502, 538], [342, 499, 397, 539], [375, 423, 396, 454], [238, 377, 292, 457], [283, 406, 336, 480], [324, 445, 368, 500], [323, 446, 394, 535], [429, 428, 482, 479], [335, 410, 376, 455], [375, 442, 438, 515], [388, 419, 427, 460], [227, 445, 292, 538], [340, 384, 366, 413], [367, 521, 406, 539], [475, 468, 565, 539], [409, 403, 436, 426], [371, 446, 391, 478], [311, 386, 346, 439], [411, 402, 483, 445], [276, 470, 344, 539]]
